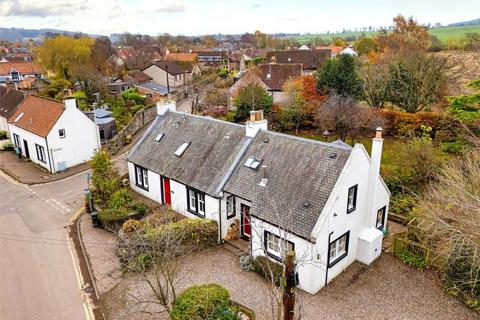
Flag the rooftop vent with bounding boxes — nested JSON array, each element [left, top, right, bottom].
[[263, 137, 269, 143], [303, 201, 310, 208], [329, 153, 337, 159]]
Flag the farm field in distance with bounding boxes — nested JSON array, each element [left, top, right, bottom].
[[294, 24, 480, 43]]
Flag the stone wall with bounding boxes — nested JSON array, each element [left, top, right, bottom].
[[102, 105, 157, 155]]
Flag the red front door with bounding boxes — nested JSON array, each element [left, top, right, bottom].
[[241, 204, 251, 238], [163, 177, 171, 205]]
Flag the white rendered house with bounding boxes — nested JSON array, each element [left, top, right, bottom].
[[128, 103, 390, 294], [8, 95, 101, 173]]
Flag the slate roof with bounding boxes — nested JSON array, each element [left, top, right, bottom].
[[136, 82, 177, 95], [151, 61, 184, 75], [256, 63, 302, 91], [0, 87, 24, 119], [128, 112, 249, 196], [8, 95, 64, 137], [224, 130, 351, 239], [265, 50, 331, 70]]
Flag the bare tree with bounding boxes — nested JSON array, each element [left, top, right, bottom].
[[360, 60, 390, 109], [315, 95, 384, 143]]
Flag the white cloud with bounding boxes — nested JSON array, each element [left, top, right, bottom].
[[0, 0, 91, 17]]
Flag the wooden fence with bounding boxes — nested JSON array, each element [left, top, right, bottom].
[[392, 236, 431, 264]]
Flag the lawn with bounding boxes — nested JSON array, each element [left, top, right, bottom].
[[294, 24, 480, 43]]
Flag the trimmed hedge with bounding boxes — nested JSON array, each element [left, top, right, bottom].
[[170, 284, 231, 320], [145, 218, 218, 249], [252, 256, 284, 286]]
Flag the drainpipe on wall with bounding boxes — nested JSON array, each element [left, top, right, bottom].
[[218, 195, 223, 244], [324, 231, 334, 286], [45, 137, 53, 173]]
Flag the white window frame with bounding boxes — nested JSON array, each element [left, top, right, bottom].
[[226, 195, 236, 219], [198, 193, 205, 215], [188, 189, 197, 211], [134, 165, 149, 190], [35, 144, 46, 163], [13, 133, 20, 147], [264, 231, 294, 260], [347, 185, 358, 213], [328, 231, 349, 267], [174, 141, 190, 157], [376, 206, 386, 230]]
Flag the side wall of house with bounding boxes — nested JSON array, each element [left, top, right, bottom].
[[0, 116, 9, 134], [47, 106, 100, 172], [250, 217, 321, 294], [128, 161, 163, 203], [312, 146, 390, 288], [143, 65, 185, 88], [8, 124, 50, 171]]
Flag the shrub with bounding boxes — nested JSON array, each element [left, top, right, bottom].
[[396, 250, 427, 270], [239, 255, 255, 272], [144, 208, 182, 227], [127, 252, 152, 272], [252, 256, 284, 286], [170, 284, 231, 320], [145, 218, 218, 249], [122, 219, 144, 234], [440, 140, 468, 154], [1, 142, 14, 151], [99, 207, 129, 229], [89, 150, 121, 208], [131, 202, 148, 215], [0, 130, 7, 139], [109, 188, 133, 209]]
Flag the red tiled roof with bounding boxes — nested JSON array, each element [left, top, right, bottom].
[[165, 52, 198, 62], [8, 95, 64, 137], [17, 76, 36, 89], [0, 62, 43, 76]]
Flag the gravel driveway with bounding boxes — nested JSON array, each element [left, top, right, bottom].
[[101, 246, 477, 320]]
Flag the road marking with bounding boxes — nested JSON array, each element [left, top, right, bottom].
[[70, 207, 85, 222], [66, 228, 94, 320]]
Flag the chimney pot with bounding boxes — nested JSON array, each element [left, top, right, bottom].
[[375, 127, 383, 139]]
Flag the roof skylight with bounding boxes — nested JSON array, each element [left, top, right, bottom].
[[154, 133, 164, 142], [244, 157, 262, 169], [174, 141, 190, 157], [14, 112, 24, 123]]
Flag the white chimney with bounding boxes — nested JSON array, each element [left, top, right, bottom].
[[156, 101, 176, 115], [64, 98, 77, 110], [246, 110, 268, 138], [366, 127, 384, 227]]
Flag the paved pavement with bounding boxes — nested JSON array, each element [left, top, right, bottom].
[[0, 170, 92, 320]]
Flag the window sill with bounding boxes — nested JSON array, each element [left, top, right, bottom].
[[328, 252, 348, 268], [135, 183, 149, 191], [187, 208, 205, 218], [346, 207, 356, 214]]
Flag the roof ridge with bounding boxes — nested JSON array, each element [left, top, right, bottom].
[[167, 111, 246, 129], [259, 130, 353, 151], [30, 94, 64, 105]]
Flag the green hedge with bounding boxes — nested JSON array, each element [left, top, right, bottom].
[[170, 284, 231, 320], [145, 218, 218, 249], [252, 256, 284, 286]]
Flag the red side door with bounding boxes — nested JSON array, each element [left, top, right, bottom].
[[241, 204, 251, 238], [163, 178, 171, 205]]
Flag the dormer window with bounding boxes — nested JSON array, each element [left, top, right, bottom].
[[154, 133, 164, 142], [244, 157, 262, 169], [174, 141, 190, 157], [266, 73, 271, 79]]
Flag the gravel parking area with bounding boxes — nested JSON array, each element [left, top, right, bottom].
[[101, 246, 477, 320]]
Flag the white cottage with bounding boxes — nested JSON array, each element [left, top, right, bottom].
[[8, 95, 101, 173], [128, 104, 390, 294]]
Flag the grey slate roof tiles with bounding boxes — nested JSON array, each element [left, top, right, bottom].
[[128, 111, 248, 196], [129, 111, 352, 239], [224, 130, 351, 239]]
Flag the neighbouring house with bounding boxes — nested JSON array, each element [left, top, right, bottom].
[[164, 52, 198, 62], [8, 95, 100, 173], [0, 86, 24, 136], [83, 107, 117, 141], [195, 51, 227, 67], [124, 70, 152, 85], [340, 47, 358, 56], [142, 61, 191, 90], [128, 104, 390, 295], [315, 46, 349, 58], [108, 70, 153, 96], [108, 46, 163, 69], [107, 77, 131, 96], [136, 81, 176, 103], [265, 50, 331, 74], [0, 61, 44, 85], [229, 63, 302, 106], [16, 76, 50, 95], [298, 44, 310, 50]]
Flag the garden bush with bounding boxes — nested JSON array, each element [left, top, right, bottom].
[[122, 219, 144, 234], [145, 218, 218, 249], [396, 250, 427, 270], [1, 141, 14, 151], [252, 256, 284, 286], [0, 130, 7, 139], [127, 252, 153, 272], [98, 207, 129, 229], [239, 254, 255, 272], [170, 284, 232, 320]]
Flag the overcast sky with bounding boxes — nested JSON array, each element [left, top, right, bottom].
[[0, 0, 479, 36]]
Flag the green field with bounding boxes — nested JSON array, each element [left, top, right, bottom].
[[295, 24, 480, 44]]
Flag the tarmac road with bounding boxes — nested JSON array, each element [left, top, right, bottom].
[[0, 171, 91, 320]]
